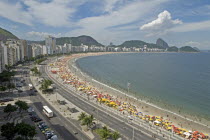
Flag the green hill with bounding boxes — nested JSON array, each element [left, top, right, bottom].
[[0, 27, 18, 41], [28, 35, 104, 46], [167, 46, 178, 52], [118, 40, 162, 49], [180, 46, 199, 52], [56, 35, 104, 46]]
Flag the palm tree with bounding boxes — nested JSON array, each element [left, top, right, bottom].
[[99, 126, 111, 140], [82, 115, 94, 129], [112, 131, 120, 140], [39, 79, 52, 92], [78, 112, 87, 121]]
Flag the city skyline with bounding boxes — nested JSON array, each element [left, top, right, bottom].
[[0, 0, 210, 49]]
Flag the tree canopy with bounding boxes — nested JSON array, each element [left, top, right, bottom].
[[4, 104, 17, 118], [15, 100, 29, 113], [1, 123, 16, 140], [1, 122, 36, 140]]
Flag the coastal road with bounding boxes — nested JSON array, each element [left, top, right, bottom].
[[23, 64, 88, 140], [40, 59, 165, 140]]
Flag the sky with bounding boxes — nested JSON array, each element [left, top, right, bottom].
[[0, 0, 210, 49]]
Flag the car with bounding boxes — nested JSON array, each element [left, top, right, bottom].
[[18, 90, 23, 92], [46, 134, 55, 139], [34, 89, 37, 92], [38, 123, 47, 129], [27, 107, 34, 113], [49, 135, 58, 140], [30, 115, 41, 122], [34, 118, 42, 122], [45, 130, 54, 135], [41, 128, 50, 133], [29, 111, 36, 116], [39, 125, 49, 131], [38, 122, 45, 127]]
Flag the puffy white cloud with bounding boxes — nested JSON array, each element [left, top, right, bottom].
[[28, 31, 61, 38], [0, 1, 33, 25], [0, 0, 87, 27], [140, 10, 182, 36], [22, 0, 76, 27]]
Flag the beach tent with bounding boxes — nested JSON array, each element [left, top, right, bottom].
[[154, 120, 161, 124], [183, 132, 191, 139]]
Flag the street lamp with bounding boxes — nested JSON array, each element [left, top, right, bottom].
[[127, 82, 130, 97]]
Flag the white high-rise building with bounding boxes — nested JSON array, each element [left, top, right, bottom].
[[1, 43, 8, 66], [0, 43, 4, 73], [42, 45, 47, 55], [45, 36, 56, 54], [20, 40, 27, 61], [8, 46, 16, 66], [32, 44, 42, 57]]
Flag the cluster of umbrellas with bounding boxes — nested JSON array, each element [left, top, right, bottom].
[[49, 55, 209, 140]]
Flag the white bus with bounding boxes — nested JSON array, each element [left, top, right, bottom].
[[43, 106, 53, 118]]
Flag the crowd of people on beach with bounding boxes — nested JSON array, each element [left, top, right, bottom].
[[49, 55, 209, 140]]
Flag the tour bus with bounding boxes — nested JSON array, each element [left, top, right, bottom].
[[43, 106, 53, 118], [28, 84, 33, 90]]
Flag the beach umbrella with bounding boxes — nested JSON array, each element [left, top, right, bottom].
[[193, 131, 199, 135], [181, 128, 186, 132]]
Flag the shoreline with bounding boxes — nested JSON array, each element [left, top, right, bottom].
[[66, 52, 210, 134]]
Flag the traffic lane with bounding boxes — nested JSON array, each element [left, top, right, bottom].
[[26, 69, 86, 139], [53, 80, 152, 140], [51, 124, 77, 140], [33, 102, 78, 140], [60, 90, 152, 140], [29, 82, 89, 140]]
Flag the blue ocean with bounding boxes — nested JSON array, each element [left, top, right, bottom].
[[76, 52, 210, 119]]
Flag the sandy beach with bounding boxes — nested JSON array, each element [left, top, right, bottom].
[[50, 52, 210, 139]]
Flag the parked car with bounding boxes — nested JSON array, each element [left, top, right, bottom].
[[50, 135, 58, 140], [34, 118, 42, 122], [27, 107, 34, 113], [18, 90, 23, 92]]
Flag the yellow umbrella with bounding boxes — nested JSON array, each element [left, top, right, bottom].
[[181, 129, 186, 131], [149, 118, 153, 121]]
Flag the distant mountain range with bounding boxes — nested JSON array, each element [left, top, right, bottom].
[[28, 35, 104, 47], [0, 27, 18, 41], [0, 27, 199, 52], [117, 40, 162, 48]]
